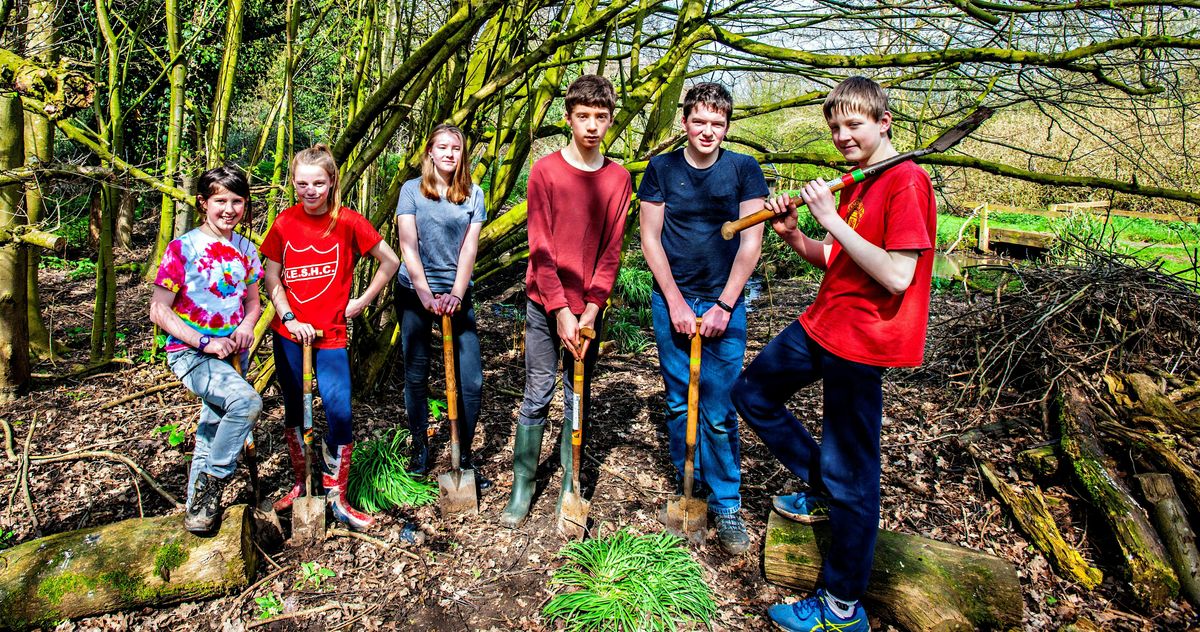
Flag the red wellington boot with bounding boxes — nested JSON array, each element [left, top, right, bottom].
[[272, 427, 307, 512], [322, 442, 374, 530]]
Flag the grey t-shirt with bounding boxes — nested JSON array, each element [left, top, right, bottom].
[[395, 178, 487, 293]]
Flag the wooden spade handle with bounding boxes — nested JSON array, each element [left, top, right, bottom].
[[720, 175, 851, 240], [441, 314, 462, 470], [683, 318, 702, 500]]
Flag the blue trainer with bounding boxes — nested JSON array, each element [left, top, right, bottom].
[[772, 492, 830, 523], [768, 589, 870, 632]]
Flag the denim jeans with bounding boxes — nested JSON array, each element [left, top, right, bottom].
[[167, 348, 262, 505], [517, 301, 602, 429], [395, 285, 484, 455], [731, 321, 884, 600], [273, 333, 354, 448], [650, 291, 747, 515]]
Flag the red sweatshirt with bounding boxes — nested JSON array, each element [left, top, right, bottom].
[[524, 151, 632, 314]]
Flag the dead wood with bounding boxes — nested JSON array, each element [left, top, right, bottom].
[[0, 417, 13, 460], [0, 505, 256, 630], [1015, 444, 1060, 479], [763, 513, 1023, 631], [1059, 380, 1178, 609], [977, 461, 1102, 589], [1097, 420, 1200, 521], [1110, 372, 1199, 434], [97, 381, 182, 410], [30, 450, 182, 508], [1136, 473, 1200, 607]]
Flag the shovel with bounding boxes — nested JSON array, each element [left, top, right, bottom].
[[291, 331, 326, 545], [557, 326, 595, 540], [721, 107, 995, 239], [664, 318, 708, 544], [438, 312, 479, 515], [230, 354, 283, 548]]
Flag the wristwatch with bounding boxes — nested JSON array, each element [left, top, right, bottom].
[[715, 299, 734, 314], [281, 311, 296, 323], [198, 334, 212, 351]]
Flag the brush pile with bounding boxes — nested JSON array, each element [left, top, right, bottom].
[[930, 244, 1200, 615]]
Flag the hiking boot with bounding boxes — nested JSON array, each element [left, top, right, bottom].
[[184, 473, 229, 534], [407, 431, 429, 476], [462, 452, 493, 492], [322, 442, 375, 531], [768, 589, 871, 632], [713, 511, 751, 555], [501, 423, 545, 528], [772, 492, 830, 524], [272, 426, 307, 512]]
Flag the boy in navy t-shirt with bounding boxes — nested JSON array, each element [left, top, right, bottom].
[[639, 82, 768, 554]]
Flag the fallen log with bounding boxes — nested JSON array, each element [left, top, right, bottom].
[[763, 513, 1022, 631], [1098, 420, 1200, 522], [1059, 381, 1178, 610], [1106, 372, 1199, 435], [1136, 474, 1200, 607], [0, 505, 257, 630], [1015, 444, 1060, 479], [978, 461, 1102, 589]]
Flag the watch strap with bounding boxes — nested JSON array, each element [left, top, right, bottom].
[[716, 299, 734, 314]]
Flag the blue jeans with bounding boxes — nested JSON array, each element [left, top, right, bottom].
[[273, 333, 354, 448], [731, 321, 884, 600], [395, 285, 483, 455], [167, 348, 262, 504], [650, 291, 746, 515]]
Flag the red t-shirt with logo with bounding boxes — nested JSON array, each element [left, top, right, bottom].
[[261, 205, 383, 349], [799, 160, 936, 368]]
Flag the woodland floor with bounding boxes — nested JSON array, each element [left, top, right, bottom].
[[2, 230, 1199, 631]]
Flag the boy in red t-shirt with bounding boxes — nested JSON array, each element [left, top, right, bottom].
[[731, 77, 936, 632]]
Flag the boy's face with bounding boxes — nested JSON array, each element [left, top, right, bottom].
[[682, 103, 729, 157], [566, 104, 613, 151], [827, 108, 892, 165]]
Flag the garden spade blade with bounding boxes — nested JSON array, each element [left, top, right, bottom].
[[438, 313, 479, 515], [665, 319, 707, 545], [558, 327, 595, 541], [292, 335, 326, 545]]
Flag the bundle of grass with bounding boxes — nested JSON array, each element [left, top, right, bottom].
[[348, 426, 438, 512], [543, 530, 716, 631]]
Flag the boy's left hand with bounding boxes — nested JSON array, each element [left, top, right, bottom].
[[345, 295, 369, 319], [699, 305, 729, 337], [800, 179, 837, 227], [229, 323, 255, 350]]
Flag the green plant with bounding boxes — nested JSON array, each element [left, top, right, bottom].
[[0, 528, 13, 549], [294, 561, 336, 590], [348, 426, 438, 512], [606, 307, 653, 354], [255, 593, 284, 619], [543, 529, 716, 632], [154, 423, 187, 447], [428, 398, 446, 421]]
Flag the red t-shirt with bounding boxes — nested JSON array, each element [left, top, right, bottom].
[[800, 160, 936, 368], [525, 151, 632, 314], [260, 205, 383, 349]]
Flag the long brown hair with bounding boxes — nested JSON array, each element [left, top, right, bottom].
[[290, 144, 342, 235], [419, 124, 473, 204]]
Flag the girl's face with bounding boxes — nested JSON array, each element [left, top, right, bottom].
[[293, 163, 333, 214], [428, 132, 463, 179], [198, 185, 247, 236]]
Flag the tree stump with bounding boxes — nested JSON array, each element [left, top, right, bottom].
[[0, 505, 257, 630], [763, 513, 1023, 631]]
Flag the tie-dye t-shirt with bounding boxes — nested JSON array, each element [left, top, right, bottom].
[[154, 228, 264, 352]]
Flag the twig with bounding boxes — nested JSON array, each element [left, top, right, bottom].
[[98, 381, 182, 410], [246, 602, 340, 629], [327, 527, 421, 560], [235, 564, 293, 610], [254, 540, 283, 570], [0, 418, 14, 460], [19, 414, 41, 534], [30, 450, 181, 507]]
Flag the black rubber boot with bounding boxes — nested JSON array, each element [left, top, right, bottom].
[[462, 451, 494, 492], [407, 430, 429, 476], [556, 423, 574, 515], [499, 423, 545, 528]]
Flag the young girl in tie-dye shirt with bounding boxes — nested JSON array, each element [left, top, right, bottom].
[[149, 165, 263, 534]]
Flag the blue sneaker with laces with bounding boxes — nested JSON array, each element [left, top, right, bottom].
[[772, 492, 830, 524], [768, 589, 870, 632]]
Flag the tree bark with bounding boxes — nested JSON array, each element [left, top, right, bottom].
[[1058, 380, 1178, 610], [0, 90, 29, 402], [1136, 473, 1200, 607], [763, 513, 1023, 631], [144, 0, 187, 281], [205, 0, 245, 167], [0, 505, 257, 630]]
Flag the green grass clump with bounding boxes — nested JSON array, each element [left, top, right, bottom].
[[543, 530, 716, 632], [348, 426, 437, 512]]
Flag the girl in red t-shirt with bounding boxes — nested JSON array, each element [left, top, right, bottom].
[[262, 144, 399, 530]]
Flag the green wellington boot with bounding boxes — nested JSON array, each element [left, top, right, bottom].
[[500, 423, 546, 528], [555, 423, 573, 515]]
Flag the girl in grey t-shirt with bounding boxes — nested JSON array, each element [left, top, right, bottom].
[[394, 124, 490, 489]]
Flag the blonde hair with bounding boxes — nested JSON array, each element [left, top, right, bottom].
[[419, 124, 474, 204], [823, 76, 892, 138], [290, 143, 342, 235]]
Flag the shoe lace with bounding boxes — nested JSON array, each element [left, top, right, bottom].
[[716, 513, 746, 535]]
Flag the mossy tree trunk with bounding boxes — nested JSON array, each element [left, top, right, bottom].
[[763, 513, 1023, 631], [143, 0, 187, 281], [0, 90, 29, 402], [0, 505, 256, 630], [204, 0, 244, 167]]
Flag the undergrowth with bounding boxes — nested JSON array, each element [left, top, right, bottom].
[[348, 426, 437, 512], [543, 529, 716, 632]]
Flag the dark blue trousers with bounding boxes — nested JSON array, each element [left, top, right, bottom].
[[731, 321, 884, 600]]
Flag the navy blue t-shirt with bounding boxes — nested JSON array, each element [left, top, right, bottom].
[[638, 148, 769, 300]]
